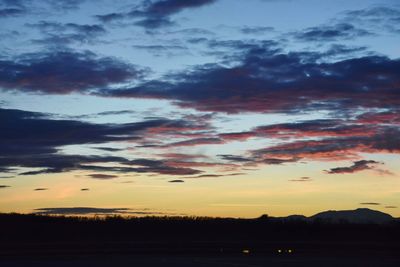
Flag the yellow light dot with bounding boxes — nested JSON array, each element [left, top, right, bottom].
[[278, 249, 282, 253]]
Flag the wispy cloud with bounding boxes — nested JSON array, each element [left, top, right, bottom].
[[289, 177, 312, 182], [293, 23, 372, 41], [34, 188, 48, 191], [360, 202, 381, 205], [28, 21, 107, 46], [33, 207, 167, 215], [87, 174, 119, 180], [96, 0, 217, 29], [168, 179, 184, 183], [0, 8, 25, 18]]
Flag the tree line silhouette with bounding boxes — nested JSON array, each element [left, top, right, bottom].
[[1, 213, 399, 258]]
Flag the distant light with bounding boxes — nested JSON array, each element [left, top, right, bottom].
[[288, 249, 292, 253], [242, 249, 250, 254], [278, 249, 282, 253]]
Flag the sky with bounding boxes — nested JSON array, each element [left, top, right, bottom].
[[0, 0, 399, 218]]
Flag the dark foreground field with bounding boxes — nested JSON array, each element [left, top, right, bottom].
[[2, 254, 400, 267], [1, 213, 399, 266]]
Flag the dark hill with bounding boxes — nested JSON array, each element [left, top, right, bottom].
[[310, 208, 393, 224]]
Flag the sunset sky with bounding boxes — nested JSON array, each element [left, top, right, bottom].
[[0, 0, 399, 218]]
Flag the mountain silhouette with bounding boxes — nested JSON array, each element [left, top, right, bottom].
[[309, 208, 394, 224]]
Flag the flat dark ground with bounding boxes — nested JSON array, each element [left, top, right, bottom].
[[2, 253, 400, 267], [1, 214, 399, 266]]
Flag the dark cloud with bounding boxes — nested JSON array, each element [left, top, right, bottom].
[[87, 174, 119, 179], [186, 37, 209, 44], [219, 152, 297, 166], [16, 155, 128, 175], [168, 28, 214, 36], [204, 39, 279, 55], [13, 153, 202, 177], [240, 26, 274, 34], [253, 138, 354, 162], [45, 0, 87, 11], [368, 128, 400, 152], [0, 108, 172, 157], [185, 173, 244, 179], [162, 137, 224, 147], [98, 45, 400, 114], [158, 153, 208, 160], [137, 0, 217, 16], [218, 154, 253, 162], [219, 131, 255, 141], [326, 160, 380, 174], [71, 159, 202, 176], [218, 115, 400, 172], [0, 51, 142, 94], [246, 116, 400, 162], [34, 188, 48, 191], [27, 21, 103, 34], [1, 3, 399, 179], [28, 21, 107, 46], [385, 206, 397, 209], [217, 116, 400, 170], [96, 0, 217, 29], [0, 185, 10, 188], [360, 202, 381, 205], [294, 23, 372, 41], [80, 188, 89, 191], [344, 7, 400, 33], [187, 174, 225, 178], [124, 159, 203, 175], [323, 44, 368, 58], [169, 179, 184, 183], [346, 7, 400, 18], [357, 111, 400, 125], [0, 0, 25, 7], [0, 167, 15, 173], [0, 0, 87, 17], [289, 177, 312, 182], [252, 119, 377, 139], [262, 158, 299, 165], [33, 207, 163, 215], [95, 12, 125, 23], [96, 110, 136, 116], [218, 117, 395, 165], [0, 108, 208, 176], [133, 45, 186, 50], [0, 0, 26, 14], [162, 160, 237, 170], [134, 16, 174, 29], [94, 147, 124, 152], [132, 44, 188, 57], [68, 110, 137, 120], [0, 8, 25, 17]]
